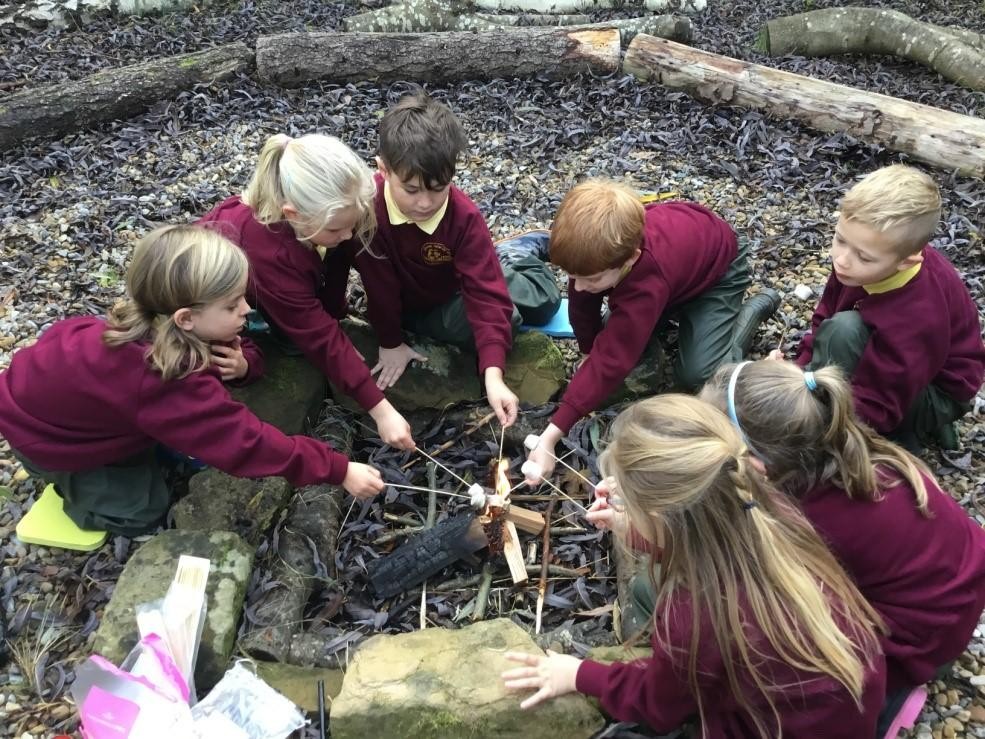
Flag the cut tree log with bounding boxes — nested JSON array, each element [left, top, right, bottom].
[[257, 28, 621, 87], [474, 0, 705, 13], [343, 0, 690, 45], [0, 43, 254, 151], [623, 34, 985, 177], [756, 8, 985, 92]]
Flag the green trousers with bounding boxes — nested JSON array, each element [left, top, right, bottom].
[[654, 237, 751, 391], [14, 448, 171, 536], [622, 566, 661, 639], [805, 310, 968, 450], [403, 256, 561, 348]]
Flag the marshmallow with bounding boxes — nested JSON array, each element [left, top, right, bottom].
[[521, 460, 542, 481], [468, 483, 486, 508], [523, 434, 540, 451], [793, 284, 814, 301]]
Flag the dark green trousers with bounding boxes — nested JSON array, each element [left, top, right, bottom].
[[403, 256, 561, 348], [644, 238, 751, 391], [13, 448, 171, 536], [805, 310, 968, 450], [622, 566, 661, 639]]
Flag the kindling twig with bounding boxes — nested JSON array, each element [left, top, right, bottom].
[[400, 411, 497, 470], [472, 562, 495, 621], [374, 525, 423, 545], [412, 446, 472, 487], [425, 463, 438, 529], [536, 494, 559, 634], [384, 483, 470, 500]]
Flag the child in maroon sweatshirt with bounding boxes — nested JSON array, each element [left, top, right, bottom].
[[0, 226, 385, 536], [701, 359, 985, 732], [787, 165, 985, 451], [198, 133, 414, 451], [525, 178, 777, 482], [352, 89, 559, 427], [503, 395, 886, 737]]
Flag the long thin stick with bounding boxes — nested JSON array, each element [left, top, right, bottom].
[[541, 446, 596, 490], [471, 562, 494, 622], [536, 494, 559, 635], [425, 463, 438, 529], [385, 483, 470, 500], [497, 422, 506, 466], [400, 411, 497, 470], [538, 477, 589, 513]]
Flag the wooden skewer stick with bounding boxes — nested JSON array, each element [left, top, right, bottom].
[[538, 477, 589, 514], [384, 483, 471, 500], [536, 494, 559, 635], [524, 434, 596, 490], [400, 411, 497, 470]]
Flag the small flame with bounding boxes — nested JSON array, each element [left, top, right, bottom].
[[495, 458, 511, 499]]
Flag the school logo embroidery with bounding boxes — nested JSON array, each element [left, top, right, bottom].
[[421, 242, 453, 265]]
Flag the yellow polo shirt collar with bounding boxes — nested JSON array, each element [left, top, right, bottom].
[[863, 262, 921, 295], [384, 181, 448, 236]]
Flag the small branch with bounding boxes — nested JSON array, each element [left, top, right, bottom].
[[401, 411, 497, 471], [525, 563, 589, 578], [435, 573, 482, 591], [536, 494, 558, 634], [425, 462, 438, 530], [374, 525, 424, 545], [471, 563, 495, 621], [384, 512, 423, 527], [549, 526, 589, 535]]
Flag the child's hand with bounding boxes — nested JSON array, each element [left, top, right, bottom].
[[502, 650, 582, 709], [766, 349, 784, 361], [484, 368, 518, 427], [586, 478, 624, 531], [372, 343, 427, 389], [525, 424, 563, 486], [369, 401, 415, 450], [211, 337, 249, 381], [342, 462, 385, 499]]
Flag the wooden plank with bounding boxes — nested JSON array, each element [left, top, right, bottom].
[[503, 521, 529, 584], [506, 505, 546, 535]]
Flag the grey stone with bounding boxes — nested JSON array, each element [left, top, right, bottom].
[[331, 618, 604, 739], [337, 317, 565, 413], [171, 468, 293, 545], [230, 336, 327, 436], [254, 661, 344, 713], [92, 529, 253, 691]]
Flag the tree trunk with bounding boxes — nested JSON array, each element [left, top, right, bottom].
[[0, 43, 253, 151], [757, 8, 985, 92], [256, 28, 621, 87], [623, 34, 985, 177], [473, 0, 705, 13]]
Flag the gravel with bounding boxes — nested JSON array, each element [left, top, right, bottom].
[[0, 0, 983, 737]]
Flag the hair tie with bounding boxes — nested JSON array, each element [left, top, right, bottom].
[[804, 371, 818, 392], [726, 361, 751, 437], [742, 500, 758, 511]]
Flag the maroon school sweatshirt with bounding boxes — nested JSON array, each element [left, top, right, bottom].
[[198, 196, 384, 412], [0, 317, 349, 485], [795, 246, 985, 433], [576, 590, 885, 737], [353, 174, 514, 373], [802, 469, 985, 692], [554, 202, 737, 433]]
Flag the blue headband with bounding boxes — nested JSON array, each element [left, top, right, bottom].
[[804, 371, 818, 392], [726, 361, 751, 434]]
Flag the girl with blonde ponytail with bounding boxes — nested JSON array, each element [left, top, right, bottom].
[[0, 225, 386, 536], [701, 359, 985, 728], [503, 394, 886, 738], [199, 133, 415, 452]]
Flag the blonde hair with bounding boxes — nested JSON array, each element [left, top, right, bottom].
[[601, 395, 883, 738], [241, 133, 377, 246], [840, 165, 941, 256], [103, 225, 248, 381], [550, 179, 645, 275], [700, 360, 932, 513]]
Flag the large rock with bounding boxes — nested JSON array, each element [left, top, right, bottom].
[[171, 469, 293, 545], [337, 318, 565, 413], [231, 336, 327, 435], [92, 530, 253, 691], [331, 618, 604, 739]]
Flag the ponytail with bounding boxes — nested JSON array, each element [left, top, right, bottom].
[[103, 225, 248, 381]]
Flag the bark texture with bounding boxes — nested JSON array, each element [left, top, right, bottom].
[[0, 43, 253, 150], [256, 28, 621, 86], [623, 34, 985, 177], [757, 7, 985, 92]]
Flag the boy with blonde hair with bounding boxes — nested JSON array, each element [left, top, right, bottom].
[[791, 164, 985, 450], [525, 178, 778, 480]]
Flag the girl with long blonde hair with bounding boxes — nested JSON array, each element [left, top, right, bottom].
[[701, 359, 985, 727], [503, 394, 886, 737], [198, 133, 415, 451], [0, 225, 385, 536]]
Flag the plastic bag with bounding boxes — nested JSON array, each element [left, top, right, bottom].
[[190, 661, 306, 739]]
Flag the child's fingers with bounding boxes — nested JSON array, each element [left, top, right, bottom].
[[504, 651, 539, 665], [503, 676, 544, 691], [501, 666, 537, 680], [520, 687, 552, 710]]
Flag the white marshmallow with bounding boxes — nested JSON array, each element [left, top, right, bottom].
[[793, 284, 814, 301], [521, 460, 543, 481], [523, 434, 540, 451], [468, 483, 486, 508]]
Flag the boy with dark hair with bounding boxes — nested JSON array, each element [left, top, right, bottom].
[[789, 164, 985, 450], [525, 178, 778, 481], [354, 88, 560, 426]]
